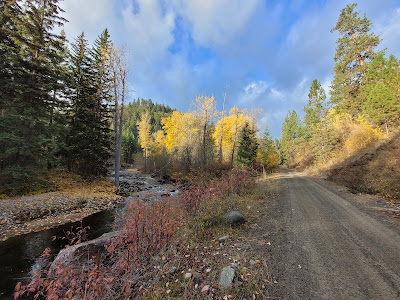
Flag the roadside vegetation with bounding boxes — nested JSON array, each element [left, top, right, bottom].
[[279, 3, 400, 202]]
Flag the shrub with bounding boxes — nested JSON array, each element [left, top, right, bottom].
[[14, 198, 185, 299]]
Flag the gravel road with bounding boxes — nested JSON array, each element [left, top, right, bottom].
[[265, 171, 400, 299]]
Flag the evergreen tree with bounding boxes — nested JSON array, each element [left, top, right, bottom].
[[361, 53, 400, 133], [0, 0, 67, 194], [237, 122, 259, 168], [303, 79, 333, 162], [65, 32, 95, 174], [257, 125, 279, 169], [280, 110, 302, 166], [65, 32, 113, 177], [89, 29, 113, 176], [0, 0, 25, 192], [330, 3, 380, 115], [304, 79, 327, 130]]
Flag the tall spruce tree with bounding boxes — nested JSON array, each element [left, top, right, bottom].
[[330, 3, 380, 115], [89, 29, 113, 176], [0, 0, 25, 192], [0, 0, 67, 194], [66, 31, 113, 177]]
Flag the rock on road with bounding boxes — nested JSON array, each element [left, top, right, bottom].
[[265, 171, 400, 299]]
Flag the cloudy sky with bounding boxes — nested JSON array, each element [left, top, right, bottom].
[[59, 0, 400, 137]]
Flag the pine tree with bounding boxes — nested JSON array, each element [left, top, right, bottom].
[[304, 79, 327, 130], [361, 53, 400, 133], [280, 110, 302, 166], [303, 79, 333, 162], [330, 3, 380, 115]]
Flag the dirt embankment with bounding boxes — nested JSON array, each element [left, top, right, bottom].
[[327, 131, 400, 203]]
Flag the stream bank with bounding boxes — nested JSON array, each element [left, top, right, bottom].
[[0, 169, 178, 299]]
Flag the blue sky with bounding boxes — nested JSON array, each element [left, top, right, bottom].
[[60, 0, 400, 138]]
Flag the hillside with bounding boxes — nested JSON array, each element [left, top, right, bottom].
[[326, 131, 400, 203]]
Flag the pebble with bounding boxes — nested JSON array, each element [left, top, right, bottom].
[[184, 273, 192, 280], [201, 285, 210, 293], [219, 235, 229, 242], [219, 266, 235, 289]]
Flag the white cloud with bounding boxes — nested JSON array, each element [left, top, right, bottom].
[[61, 0, 116, 44], [121, 0, 175, 64], [376, 8, 400, 57], [238, 81, 269, 104], [172, 0, 259, 47]]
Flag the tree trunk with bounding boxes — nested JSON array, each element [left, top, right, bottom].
[[115, 103, 124, 187], [218, 90, 227, 163], [231, 115, 239, 166], [351, 29, 367, 76], [113, 76, 119, 186], [203, 123, 207, 166]]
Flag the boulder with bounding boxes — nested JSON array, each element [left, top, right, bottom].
[[223, 211, 245, 226], [50, 231, 120, 270]]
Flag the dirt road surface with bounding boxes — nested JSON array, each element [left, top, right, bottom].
[[264, 171, 400, 299]]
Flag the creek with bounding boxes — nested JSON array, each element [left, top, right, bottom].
[[0, 170, 178, 299]]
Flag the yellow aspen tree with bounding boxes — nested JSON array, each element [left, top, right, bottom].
[[162, 111, 184, 152], [191, 95, 217, 166], [213, 108, 255, 164], [137, 111, 152, 169], [162, 111, 200, 170], [213, 116, 231, 162], [218, 88, 228, 163], [228, 106, 251, 165], [152, 130, 166, 157]]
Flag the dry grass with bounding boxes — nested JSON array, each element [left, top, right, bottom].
[[141, 174, 277, 299], [0, 169, 121, 241], [307, 131, 400, 203]]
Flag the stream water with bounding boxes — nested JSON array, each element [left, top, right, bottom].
[[0, 170, 178, 299]]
